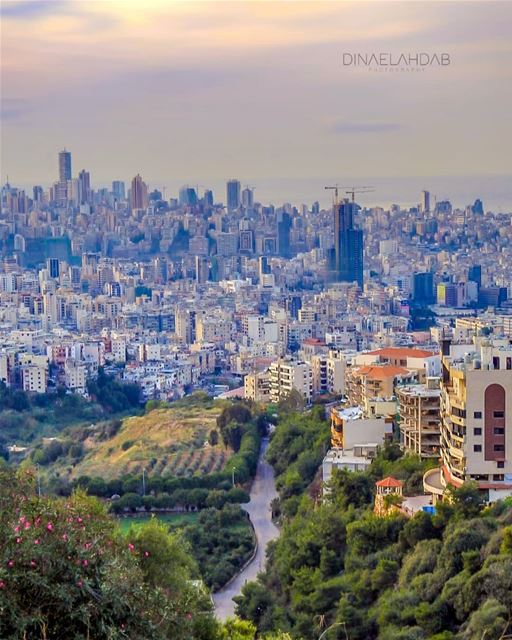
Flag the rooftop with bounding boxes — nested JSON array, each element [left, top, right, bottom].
[[376, 476, 403, 488]]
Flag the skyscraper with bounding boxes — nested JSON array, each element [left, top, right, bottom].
[[421, 190, 430, 214], [242, 187, 254, 209], [277, 211, 292, 258], [112, 181, 126, 200], [78, 170, 91, 205], [56, 149, 72, 205], [58, 149, 72, 182], [333, 199, 363, 288], [130, 174, 148, 211], [227, 179, 241, 211], [179, 185, 197, 206]]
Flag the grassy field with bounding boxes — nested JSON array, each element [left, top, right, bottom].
[[53, 402, 231, 480], [117, 512, 198, 534]]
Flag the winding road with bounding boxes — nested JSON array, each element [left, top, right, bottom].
[[213, 437, 279, 620]]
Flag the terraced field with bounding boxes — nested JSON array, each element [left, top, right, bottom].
[[59, 403, 231, 480]]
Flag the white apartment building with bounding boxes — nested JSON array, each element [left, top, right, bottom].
[[268, 357, 313, 404]]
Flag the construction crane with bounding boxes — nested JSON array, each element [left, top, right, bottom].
[[342, 185, 374, 203], [324, 184, 342, 206]]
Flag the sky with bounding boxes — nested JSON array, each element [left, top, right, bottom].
[[1, 0, 512, 210]]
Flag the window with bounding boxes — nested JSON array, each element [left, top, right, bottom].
[[474, 411, 482, 419], [493, 474, 504, 481], [497, 461, 505, 468], [494, 427, 505, 435], [493, 356, 500, 370], [507, 357, 512, 370], [474, 427, 482, 436], [494, 411, 505, 419], [473, 444, 482, 452], [494, 444, 505, 452]]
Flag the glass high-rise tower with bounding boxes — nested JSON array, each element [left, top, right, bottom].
[[58, 149, 72, 182], [333, 198, 363, 288], [226, 179, 241, 211]]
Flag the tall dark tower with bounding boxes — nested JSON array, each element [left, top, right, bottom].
[[58, 149, 72, 182], [333, 198, 363, 288], [277, 211, 292, 258]]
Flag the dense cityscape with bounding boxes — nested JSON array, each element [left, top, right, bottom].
[[2, 148, 512, 508], [2, 1, 512, 638]]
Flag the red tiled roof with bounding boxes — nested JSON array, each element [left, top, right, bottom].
[[376, 476, 403, 488], [354, 364, 411, 380]]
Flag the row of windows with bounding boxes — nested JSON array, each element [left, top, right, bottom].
[[470, 474, 505, 481], [474, 427, 505, 435], [473, 411, 505, 419], [473, 444, 505, 452]]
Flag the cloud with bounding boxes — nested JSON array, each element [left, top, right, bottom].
[[0, 1, 67, 19], [332, 122, 402, 134], [1, 98, 30, 121]]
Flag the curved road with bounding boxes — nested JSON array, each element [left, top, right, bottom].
[[213, 437, 279, 620]]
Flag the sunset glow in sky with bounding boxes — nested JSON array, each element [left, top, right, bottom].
[[1, 0, 511, 207]]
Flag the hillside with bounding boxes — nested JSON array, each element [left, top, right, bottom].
[[48, 402, 230, 481]]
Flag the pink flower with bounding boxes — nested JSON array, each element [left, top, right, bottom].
[[82, 559, 88, 567], [35, 517, 41, 526], [14, 526, 20, 533], [62, 534, 68, 541], [0, 581, 5, 589], [34, 539, 40, 545], [143, 551, 149, 557], [76, 517, 83, 523], [67, 517, 73, 523], [16, 537, 22, 544], [46, 523, 54, 532], [128, 543, 135, 551], [7, 560, 14, 568], [77, 580, 83, 588], [24, 521, 31, 530], [19, 516, 26, 523], [30, 560, 37, 567]]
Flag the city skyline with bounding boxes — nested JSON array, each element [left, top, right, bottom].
[[2, 1, 511, 209]]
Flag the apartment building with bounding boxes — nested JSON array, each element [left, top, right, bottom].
[[397, 378, 441, 458], [244, 370, 271, 403], [424, 336, 512, 503], [21, 363, 48, 393], [268, 357, 312, 404], [346, 363, 417, 415], [330, 405, 393, 449]]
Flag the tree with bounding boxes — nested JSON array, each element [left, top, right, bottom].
[[0, 467, 220, 640]]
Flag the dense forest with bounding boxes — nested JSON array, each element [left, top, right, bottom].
[[235, 408, 512, 640]]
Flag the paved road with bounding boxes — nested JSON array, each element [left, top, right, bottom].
[[213, 437, 279, 620]]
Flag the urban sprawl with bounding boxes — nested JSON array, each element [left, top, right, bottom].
[[1, 149, 512, 504]]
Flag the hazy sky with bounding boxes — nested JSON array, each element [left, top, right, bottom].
[[1, 0, 511, 209]]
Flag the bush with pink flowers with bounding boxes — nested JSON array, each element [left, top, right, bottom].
[[0, 467, 219, 639]]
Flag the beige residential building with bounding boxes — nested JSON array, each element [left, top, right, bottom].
[[346, 363, 417, 414], [244, 370, 271, 403], [424, 336, 512, 503], [21, 364, 48, 393], [268, 357, 312, 404], [397, 378, 441, 458]]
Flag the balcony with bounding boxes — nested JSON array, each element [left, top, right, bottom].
[[423, 467, 444, 496]]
